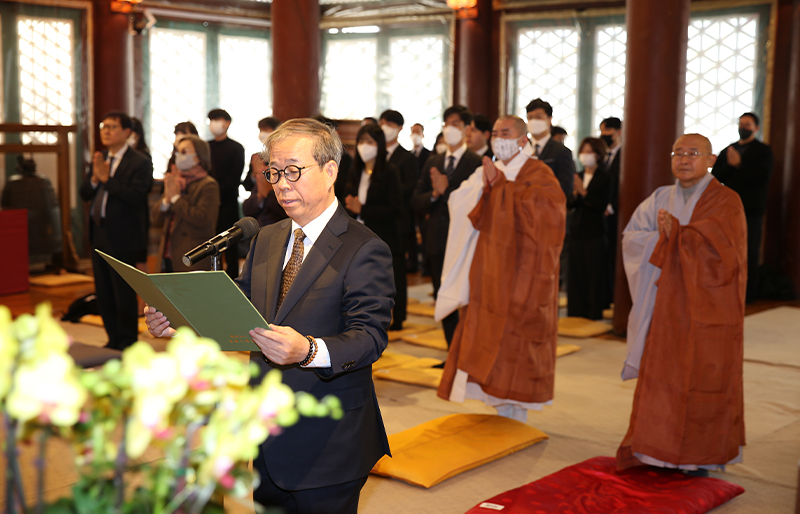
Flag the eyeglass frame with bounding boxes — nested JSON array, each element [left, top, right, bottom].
[[262, 163, 317, 184], [670, 151, 712, 160]]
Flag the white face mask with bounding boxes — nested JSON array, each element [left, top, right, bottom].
[[410, 133, 423, 147], [442, 125, 464, 147], [175, 152, 197, 172], [357, 143, 378, 163], [209, 120, 227, 137], [258, 130, 272, 144], [381, 125, 400, 144], [491, 137, 522, 162], [435, 143, 448, 154], [579, 153, 597, 168], [527, 119, 549, 137]]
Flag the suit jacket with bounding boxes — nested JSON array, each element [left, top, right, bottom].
[[79, 147, 153, 255], [568, 168, 611, 239], [711, 139, 774, 218], [388, 145, 419, 235], [415, 147, 431, 171], [237, 204, 394, 490], [153, 175, 220, 272], [538, 138, 576, 199], [412, 149, 483, 256], [604, 147, 621, 214], [345, 163, 404, 256]]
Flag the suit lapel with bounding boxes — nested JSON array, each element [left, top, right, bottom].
[[265, 219, 292, 322], [273, 206, 347, 324]]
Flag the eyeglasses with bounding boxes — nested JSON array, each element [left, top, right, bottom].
[[671, 151, 711, 160], [263, 164, 316, 184]]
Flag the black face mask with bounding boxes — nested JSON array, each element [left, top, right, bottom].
[[600, 134, 614, 148], [738, 128, 753, 140]]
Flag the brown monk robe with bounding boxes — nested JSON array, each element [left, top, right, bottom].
[[437, 156, 566, 408], [617, 176, 747, 470]]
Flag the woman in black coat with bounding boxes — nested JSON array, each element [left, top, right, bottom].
[[344, 123, 407, 330], [567, 137, 611, 320]]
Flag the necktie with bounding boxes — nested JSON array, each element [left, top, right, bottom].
[[445, 155, 455, 178], [534, 144, 541, 157], [277, 228, 305, 312], [91, 156, 115, 224]]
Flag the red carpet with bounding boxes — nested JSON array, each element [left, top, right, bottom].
[[464, 456, 744, 513]]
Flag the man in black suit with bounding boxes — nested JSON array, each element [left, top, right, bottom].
[[523, 98, 576, 199], [466, 114, 494, 159], [80, 112, 153, 350], [711, 112, 774, 302], [412, 105, 482, 346], [379, 109, 418, 330], [146, 119, 394, 514], [410, 123, 431, 170], [600, 116, 622, 307]]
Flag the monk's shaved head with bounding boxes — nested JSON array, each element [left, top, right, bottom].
[[671, 133, 716, 189], [674, 133, 712, 154]]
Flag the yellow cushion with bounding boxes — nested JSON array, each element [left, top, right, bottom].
[[556, 344, 582, 357], [558, 317, 612, 338], [374, 367, 443, 389], [387, 323, 437, 342], [406, 301, 436, 317], [603, 304, 614, 320], [30, 273, 94, 287], [371, 414, 548, 488], [400, 329, 448, 350], [373, 352, 419, 371]]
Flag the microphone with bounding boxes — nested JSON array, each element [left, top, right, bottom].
[[183, 217, 260, 267]]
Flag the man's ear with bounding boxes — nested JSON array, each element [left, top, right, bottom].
[[325, 160, 338, 185], [707, 154, 717, 168]]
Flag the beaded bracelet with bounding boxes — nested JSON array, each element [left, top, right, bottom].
[[299, 335, 317, 366]]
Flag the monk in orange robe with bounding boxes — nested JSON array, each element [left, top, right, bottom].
[[617, 134, 747, 474], [437, 115, 566, 422]]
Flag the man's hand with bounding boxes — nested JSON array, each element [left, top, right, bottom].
[[250, 324, 310, 365], [344, 194, 362, 214], [482, 156, 501, 187], [144, 305, 176, 338], [92, 152, 110, 184], [726, 146, 742, 168], [430, 167, 449, 199], [573, 174, 586, 197], [657, 209, 674, 240]]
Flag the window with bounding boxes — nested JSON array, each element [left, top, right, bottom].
[[593, 24, 626, 132], [322, 26, 449, 149]]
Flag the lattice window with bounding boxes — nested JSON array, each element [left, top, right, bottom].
[[517, 27, 579, 152], [684, 14, 759, 154], [219, 35, 271, 164], [18, 17, 74, 144], [149, 28, 207, 177], [386, 35, 446, 149], [593, 24, 626, 132], [321, 38, 377, 120]]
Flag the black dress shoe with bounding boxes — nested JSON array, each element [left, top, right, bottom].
[[683, 468, 709, 477], [388, 322, 404, 332], [432, 361, 445, 369]]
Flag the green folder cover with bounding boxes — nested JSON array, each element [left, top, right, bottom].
[[97, 250, 269, 351]]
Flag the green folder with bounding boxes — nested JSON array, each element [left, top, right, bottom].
[[97, 250, 269, 351]]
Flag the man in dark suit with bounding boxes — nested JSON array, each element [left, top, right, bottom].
[[523, 98, 576, 199], [412, 105, 482, 346], [466, 114, 494, 159], [711, 112, 774, 302], [600, 116, 622, 307], [410, 123, 431, 170], [146, 119, 394, 514], [80, 111, 153, 350]]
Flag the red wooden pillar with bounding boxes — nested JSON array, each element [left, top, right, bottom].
[[453, 0, 494, 117], [612, 0, 691, 335], [271, 0, 320, 121], [93, 0, 131, 147]]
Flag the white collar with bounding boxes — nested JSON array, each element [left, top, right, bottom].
[[291, 196, 338, 245], [475, 144, 488, 157], [108, 143, 129, 161], [445, 143, 467, 160], [495, 150, 530, 181], [532, 133, 551, 148]]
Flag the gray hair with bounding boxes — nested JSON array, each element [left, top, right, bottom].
[[495, 115, 528, 139], [180, 134, 212, 172], [261, 118, 343, 168]]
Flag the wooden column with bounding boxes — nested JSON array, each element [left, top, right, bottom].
[[453, 0, 493, 117], [271, 0, 320, 120], [93, 0, 131, 146], [612, 0, 691, 334]]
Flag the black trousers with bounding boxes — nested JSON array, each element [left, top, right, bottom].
[[90, 224, 140, 350], [567, 236, 607, 320], [745, 215, 763, 302], [253, 463, 368, 514], [429, 252, 459, 346]]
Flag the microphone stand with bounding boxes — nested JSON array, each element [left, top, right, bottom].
[[210, 254, 221, 271]]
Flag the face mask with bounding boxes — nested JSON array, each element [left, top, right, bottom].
[[175, 152, 197, 172], [209, 120, 227, 137], [357, 143, 378, 163], [579, 153, 597, 168], [738, 128, 753, 140], [435, 143, 448, 154], [442, 125, 464, 147], [491, 137, 522, 162], [600, 134, 614, 148], [410, 134, 423, 147], [527, 119, 549, 137], [381, 125, 400, 143], [258, 130, 272, 144]]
